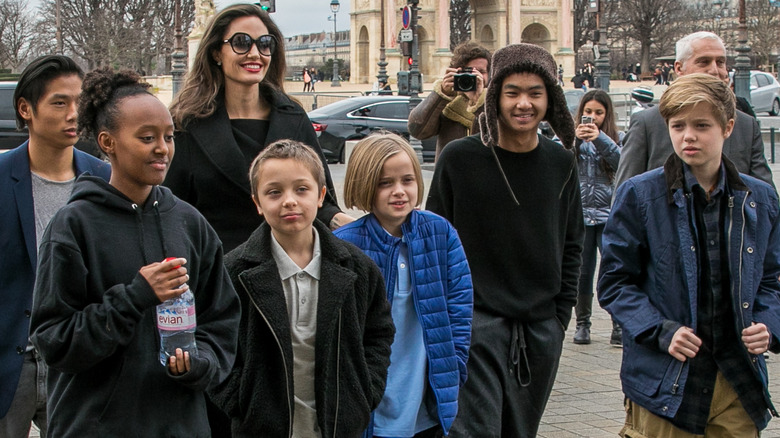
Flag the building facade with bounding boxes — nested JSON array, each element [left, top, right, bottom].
[[349, 0, 576, 84]]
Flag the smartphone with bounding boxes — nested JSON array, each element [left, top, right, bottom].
[[581, 115, 593, 125]]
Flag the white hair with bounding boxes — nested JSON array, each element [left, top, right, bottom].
[[675, 32, 725, 65]]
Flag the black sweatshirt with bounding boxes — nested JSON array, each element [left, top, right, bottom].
[[426, 134, 584, 327], [30, 176, 240, 437]]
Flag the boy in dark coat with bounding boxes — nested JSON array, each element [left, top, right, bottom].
[[211, 139, 394, 437], [599, 74, 780, 435]]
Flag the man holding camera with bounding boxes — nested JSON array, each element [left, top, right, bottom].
[[408, 41, 491, 161]]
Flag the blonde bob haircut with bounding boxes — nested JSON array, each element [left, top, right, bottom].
[[343, 132, 424, 212], [249, 139, 326, 199], [659, 73, 735, 132]]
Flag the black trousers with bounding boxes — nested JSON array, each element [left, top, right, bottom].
[[449, 310, 564, 438]]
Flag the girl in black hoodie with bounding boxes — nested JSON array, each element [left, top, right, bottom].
[[30, 68, 240, 437]]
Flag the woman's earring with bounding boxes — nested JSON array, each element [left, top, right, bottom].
[[217, 61, 222, 66]]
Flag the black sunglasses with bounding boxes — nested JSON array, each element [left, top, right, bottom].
[[223, 33, 277, 56]]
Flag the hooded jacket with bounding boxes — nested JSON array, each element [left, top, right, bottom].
[[30, 176, 240, 437], [334, 210, 473, 435], [210, 220, 395, 437], [577, 131, 624, 225], [598, 155, 780, 429]]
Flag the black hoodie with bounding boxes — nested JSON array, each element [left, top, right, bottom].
[[30, 175, 240, 437]]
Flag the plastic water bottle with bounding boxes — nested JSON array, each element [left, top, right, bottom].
[[157, 257, 198, 365]]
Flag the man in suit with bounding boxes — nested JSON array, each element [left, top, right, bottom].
[[0, 55, 110, 437], [614, 31, 773, 191]]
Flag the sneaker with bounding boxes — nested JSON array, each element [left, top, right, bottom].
[[573, 325, 591, 345], [610, 325, 623, 348]]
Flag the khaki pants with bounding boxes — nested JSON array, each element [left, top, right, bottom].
[[621, 371, 758, 438]]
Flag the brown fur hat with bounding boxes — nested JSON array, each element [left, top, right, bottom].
[[478, 43, 575, 150]]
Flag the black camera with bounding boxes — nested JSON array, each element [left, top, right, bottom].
[[453, 67, 478, 92]]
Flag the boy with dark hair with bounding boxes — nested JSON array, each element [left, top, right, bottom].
[[599, 73, 780, 436], [0, 55, 110, 436], [210, 139, 395, 437], [427, 43, 583, 437]]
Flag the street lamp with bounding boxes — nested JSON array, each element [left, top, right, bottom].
[[329, 0, 341, 87], [715, 0, 751, 103]]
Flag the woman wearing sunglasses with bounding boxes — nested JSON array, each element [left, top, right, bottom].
[[167, 4, 352, 255]]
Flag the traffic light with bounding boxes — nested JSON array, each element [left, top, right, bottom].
[[397, 71, 410, 96], [407, 57, 413, 67], [400, 40, 412, 57], [587, 0, 599, 13], [256, 0, 275, 12]]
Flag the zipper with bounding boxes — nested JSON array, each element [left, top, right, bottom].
[[240, 276, 293, 437], [406, 243, 445, 429], [333, 311, 342, 438], [734, 195, 748, 334], [671, 361, 685, 395]]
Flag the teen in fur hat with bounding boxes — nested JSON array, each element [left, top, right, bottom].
[[426, 43, 584, 437]]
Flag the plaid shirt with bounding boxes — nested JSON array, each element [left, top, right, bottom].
[[671, 164, 767, 434]]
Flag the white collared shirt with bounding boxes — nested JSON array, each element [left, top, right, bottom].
[[270, 228, 322, 438]]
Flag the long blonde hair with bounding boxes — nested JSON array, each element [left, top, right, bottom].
[[169, 4, 287, 130]]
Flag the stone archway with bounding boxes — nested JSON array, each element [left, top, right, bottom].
[[521, 23, 552, 52], [357, 26, 370, 83], [480, 25, 496, 51]]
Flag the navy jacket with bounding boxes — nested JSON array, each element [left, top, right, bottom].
[[598, 155, 780, 428], [334, 210, 473, 435], [0, 142, 109, 418]]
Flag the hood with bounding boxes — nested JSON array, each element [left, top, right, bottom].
[[479, 43, 575, 151], [70, 175, 179, 264]]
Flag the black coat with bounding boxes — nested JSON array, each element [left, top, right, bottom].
[[210, 220, 395, 437], [163, 87, 342, 252]]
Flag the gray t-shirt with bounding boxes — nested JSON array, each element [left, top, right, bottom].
[[31, 172, 75, 248]]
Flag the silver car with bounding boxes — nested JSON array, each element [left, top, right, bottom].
[[749, 71, 780, 116]]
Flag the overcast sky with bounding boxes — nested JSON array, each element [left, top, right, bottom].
[[218, 1, 353, 35], [26, 1, 352, 37]]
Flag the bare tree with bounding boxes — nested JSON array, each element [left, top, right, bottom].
[[449, 0, 470, 50], [0, 0, 36, 72], [37, 0, 193, 73], [613, 0, 686, 73], [746, 0, 780, 67]]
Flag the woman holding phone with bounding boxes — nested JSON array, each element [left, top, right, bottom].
[[572, 90, 624, 346]]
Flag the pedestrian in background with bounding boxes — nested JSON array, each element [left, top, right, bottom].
[[571, 90, 623, 347], [0, 55, 110, 438], [408, 41, 491, 161], [30, 67, 240, 437], [302, 67, 311, 92], [599, 73, 780, 436], [336, 133, 473, 438], [211, 140, 394, 437]]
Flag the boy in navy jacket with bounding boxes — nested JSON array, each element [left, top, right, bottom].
[[599, 74, 780, 435]]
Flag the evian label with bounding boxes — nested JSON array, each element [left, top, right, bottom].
[[157, 305, 196, 330]]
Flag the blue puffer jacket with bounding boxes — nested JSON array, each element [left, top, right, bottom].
[[598, 155, 780, 428], [577, 131, 623, 225], [334, 209, 473, 435]]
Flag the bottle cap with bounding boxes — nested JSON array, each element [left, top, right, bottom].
[[164, 257, 182, 269]]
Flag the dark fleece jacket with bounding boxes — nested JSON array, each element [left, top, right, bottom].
[[210, 220, 395, 437], [30, 176, 240, 437]]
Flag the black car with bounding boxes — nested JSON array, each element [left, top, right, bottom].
[[0, 82, 28, 151], [307, 95, 437, 163]]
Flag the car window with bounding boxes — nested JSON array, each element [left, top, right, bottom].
[[0, 88, 15, 121], [354, 102, 408, 120], [750, 76, 759, 88], [755, 74, 769, 88]]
